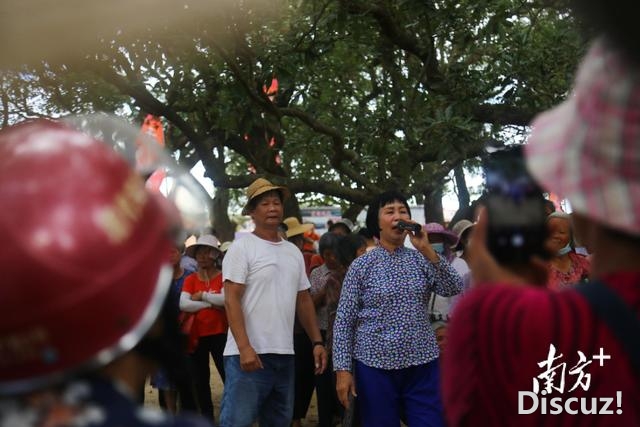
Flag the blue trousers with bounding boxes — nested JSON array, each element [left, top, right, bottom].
[[354, 359, 444, 427], [219, 354, 295, 427]]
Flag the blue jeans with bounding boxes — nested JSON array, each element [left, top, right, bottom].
[[219, 354, 295, 427]]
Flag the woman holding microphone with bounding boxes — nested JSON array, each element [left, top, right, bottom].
[[332, 191, 463, 427]]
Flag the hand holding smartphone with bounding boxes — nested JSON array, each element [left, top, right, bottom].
[[483, 145, 549, 266]]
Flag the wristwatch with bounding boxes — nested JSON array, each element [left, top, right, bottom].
[[312, 341, 325, 348]]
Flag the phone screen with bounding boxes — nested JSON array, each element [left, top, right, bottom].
[[483, 146, 549, 265]]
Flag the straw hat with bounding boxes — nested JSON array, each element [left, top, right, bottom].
[[284, 217, 314, 238], [241, 178, 290, 215], [451, 219, 476, 250], [185, 234, 221, 258], [526, 37, 640, 236], [219, 241, 233, 253]]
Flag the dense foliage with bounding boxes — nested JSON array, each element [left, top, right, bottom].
[[0, 0, 587, 233]]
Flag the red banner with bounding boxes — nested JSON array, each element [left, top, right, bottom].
[[137, 114, 166, 192]]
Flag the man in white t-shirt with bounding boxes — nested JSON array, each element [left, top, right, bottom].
[[219, 178, 327, 427]]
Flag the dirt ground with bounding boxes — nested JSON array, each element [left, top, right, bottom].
[[144, 362, 320, 426]]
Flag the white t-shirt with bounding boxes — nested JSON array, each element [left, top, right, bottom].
[[451, 256, 470, 281], [448, 256, 472, 315], [427, 257, 471, 322], [222, 233, 310, 356]]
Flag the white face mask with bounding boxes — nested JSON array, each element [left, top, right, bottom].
[[557, 242, 572, 256]]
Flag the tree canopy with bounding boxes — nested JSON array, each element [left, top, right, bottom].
[[0, 0, 587, 236]]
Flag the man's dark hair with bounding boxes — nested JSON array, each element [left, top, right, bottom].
[[365, 190, 411, 239]]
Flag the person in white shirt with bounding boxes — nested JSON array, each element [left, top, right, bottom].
[[219, 178, 327, 427]]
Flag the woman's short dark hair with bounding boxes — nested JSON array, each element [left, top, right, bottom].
[[336, 234, 366, 267], [318, 231, 340, 256], [365, 190, 411, 239], [357, 227, 374, 240], [288, 234, 305, 247]]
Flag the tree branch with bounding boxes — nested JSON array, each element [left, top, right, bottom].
[[471, 103, 537, 126], [86, 60, 223, 180], [212, 43, 281, 118], [278, 106, 375, 190], [343, 0, 443, 86], [215, 174, 374, 206]]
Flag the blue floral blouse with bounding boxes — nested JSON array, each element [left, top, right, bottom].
[[332, 245, 463, 371]]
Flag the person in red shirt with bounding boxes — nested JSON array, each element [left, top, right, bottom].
[[442, 38, 640, 426], [179, 234, 227, 423], [303, 224, 320, 255]]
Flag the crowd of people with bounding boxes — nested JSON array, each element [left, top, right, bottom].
[[2, 3, 640, 426], [0, 120, 629, 427], [30, 171, 605, 425]]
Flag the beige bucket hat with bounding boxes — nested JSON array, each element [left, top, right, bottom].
[[241, 178, 290, 215]]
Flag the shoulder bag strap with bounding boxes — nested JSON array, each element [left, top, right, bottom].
[[575, 280, 640, 376]]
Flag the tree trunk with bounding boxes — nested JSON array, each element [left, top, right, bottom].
[[343, 204, 364, 229], [211, 187, 236, 242], [424, 185, 444, 224], [284, 195, 302, 222], [453, 164, 470, 210]]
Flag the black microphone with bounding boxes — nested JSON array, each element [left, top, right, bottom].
[[396, 220, 421, 233]]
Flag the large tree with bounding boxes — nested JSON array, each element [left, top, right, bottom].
[[0, 0, 586, 234]]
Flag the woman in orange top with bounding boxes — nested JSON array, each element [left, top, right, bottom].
[[179, 234, 227, 422]]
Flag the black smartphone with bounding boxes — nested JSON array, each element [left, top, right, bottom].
[[483, 145, 549, 265]]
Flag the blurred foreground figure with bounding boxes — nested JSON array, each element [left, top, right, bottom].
[[0, 120, 211, 427], [442, 38, 640, 426]]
